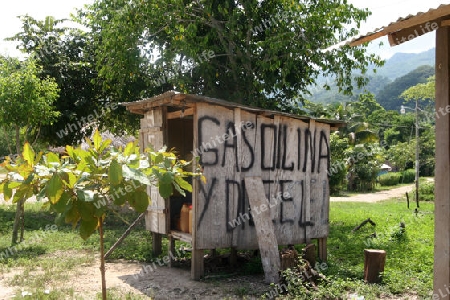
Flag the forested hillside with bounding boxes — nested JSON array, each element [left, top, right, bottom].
[[307, 48, 435, 105], [376, 65, 435, 110]]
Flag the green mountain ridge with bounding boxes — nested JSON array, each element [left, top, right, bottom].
[[371, 48, 435, 80], [306, 48, 435, 105]]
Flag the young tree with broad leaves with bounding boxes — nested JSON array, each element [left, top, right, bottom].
[[0, 130, 201, 299], [0, 56, 60, 155], [0, 56, 60, 244]]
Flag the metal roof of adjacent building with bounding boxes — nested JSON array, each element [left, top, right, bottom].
[[349, 4, 450, 47]]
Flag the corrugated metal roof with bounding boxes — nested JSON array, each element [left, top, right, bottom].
[[348, 4, 450, 46]]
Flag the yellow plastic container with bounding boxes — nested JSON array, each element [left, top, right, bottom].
[[180, 204, 190, 233]]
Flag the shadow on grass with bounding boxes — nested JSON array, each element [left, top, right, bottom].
[[0, 205, 55, 235], [0, 245, 47, 261]]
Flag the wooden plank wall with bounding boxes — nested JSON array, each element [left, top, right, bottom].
[[141, 108, 169, 235], [194, 103, 330, 249]]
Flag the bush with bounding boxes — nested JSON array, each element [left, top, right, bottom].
[[378, 172, 401, 186], [400, 169, 415, 184], [418, 181, 434, 201]]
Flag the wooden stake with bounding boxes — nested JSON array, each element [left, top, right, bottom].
[[352, 218, 376, 232], [104, 213, 145, 259], [406, 192, 410, 209]]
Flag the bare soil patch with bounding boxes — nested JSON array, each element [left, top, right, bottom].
[[0, 252, 269, 300]]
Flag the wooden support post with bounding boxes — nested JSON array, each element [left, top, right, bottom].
[[152, 233, 162, 256], [168, 235, 176, 267], [434, 26, 450, 297], [230, 248, 238, 266], [245, 177, 281, 284], [210, 249, 217, 258], [302, 243, 316, 267], [364, 249, 386, 283], [318, 238, 327, 262], [190, 104, 204, 281], [191, 249, 204, 280]]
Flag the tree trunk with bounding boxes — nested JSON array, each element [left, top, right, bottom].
[[11, 125, 25, 245], [15, 125, 20, 156], [11, 198, 25, 245], [3, 127, 13, 156], [99, 217, 107, 300]]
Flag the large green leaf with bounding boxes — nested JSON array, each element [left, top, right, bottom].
[[76, 189, 95, 202], [13, 184, 34, 203], [46, 174, 64, 204], [78, 200, 96, 221], [123, 142, 134, 156], [158, 182, 173, 198], [174, 176, 192, 193], [129, 190, 149, 213], [79, 217, 99, 240], [65, 203, 81, 227], [93, 129, 102, 150], [122, 165, 150, 185], [51, 191, 71, 213], [3, 182, 12, 201], [46, 152, 60, 166], [23, 143, 35, 166], [110, 184, 127, 206], [109, 159, 123, 185]]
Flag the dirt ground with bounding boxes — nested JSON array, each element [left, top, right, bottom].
[[0, 253, 270, 299], [330, 183, 417, 203]]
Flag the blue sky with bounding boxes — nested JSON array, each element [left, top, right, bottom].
[[0, 0, 448, 59]]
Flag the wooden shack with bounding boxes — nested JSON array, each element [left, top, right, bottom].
[[123, 91, 343, 281]]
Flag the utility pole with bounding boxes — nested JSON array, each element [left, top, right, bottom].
[[400, 102, 420, 207], [414, 98, 419, 207]]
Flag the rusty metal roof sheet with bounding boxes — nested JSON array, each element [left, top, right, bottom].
[[348, 4, 450, 46]]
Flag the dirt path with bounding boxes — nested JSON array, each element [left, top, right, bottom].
[[330, 184, 416, 203]]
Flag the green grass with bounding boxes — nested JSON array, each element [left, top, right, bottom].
[[0, 201, 156, 299], [280, 199, 433, 299], [1, 198, 435, 300], [324, 199, 433, 299]]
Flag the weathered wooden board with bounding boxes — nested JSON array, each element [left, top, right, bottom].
[[244, 176, 280, 283], [141, 108, 169, 235], [309, 121, 330, 239], [194, 102, 234, 248], [194, 104, 330, 249]]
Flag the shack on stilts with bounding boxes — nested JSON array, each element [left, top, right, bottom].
[[123, 91, 343, 282]]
